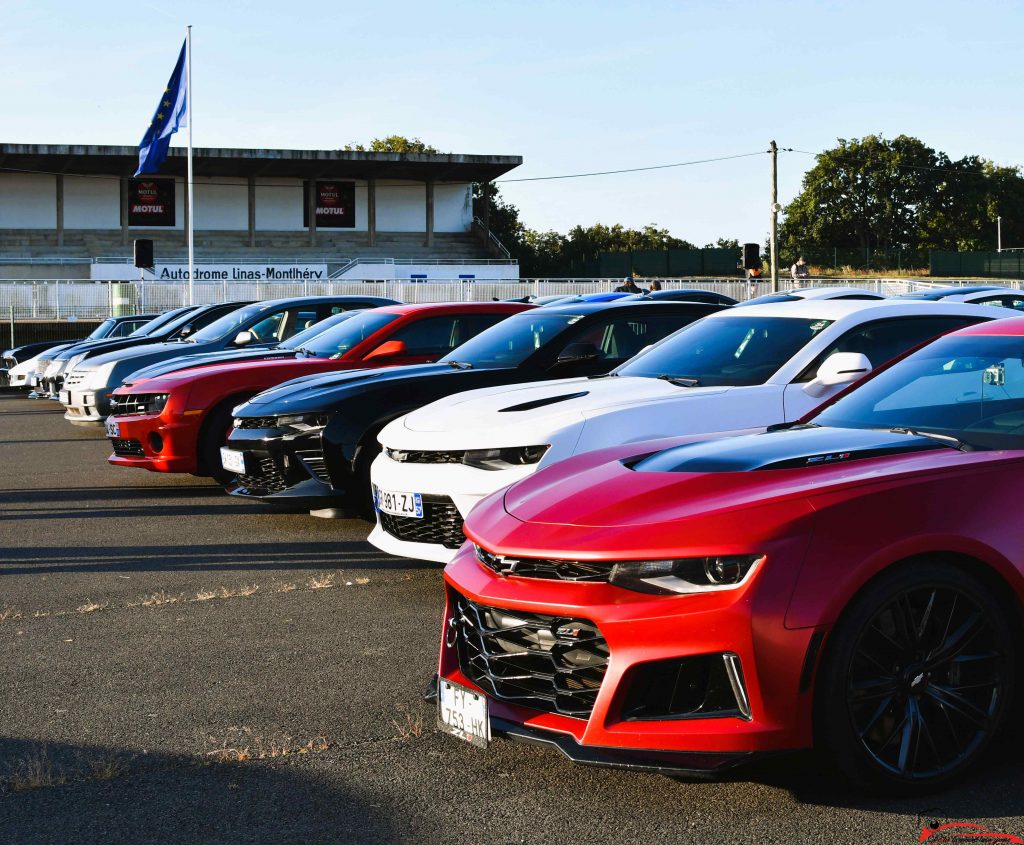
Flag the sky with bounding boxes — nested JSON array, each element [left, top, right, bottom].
[[3, 0, 1023, 246]]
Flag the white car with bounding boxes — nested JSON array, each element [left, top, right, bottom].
[[369, 299, 1008, 562], [736, 286, 885, 306], [6, 352, 45, 390]]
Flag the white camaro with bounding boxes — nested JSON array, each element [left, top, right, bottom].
[[369, 299, 1010, 562]]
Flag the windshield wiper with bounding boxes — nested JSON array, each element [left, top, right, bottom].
[[889, 427, 971, 451], [294, 346, 316, 358], [657, 374, 700, 387], [446, 360, 472, 370], [588, 372, 618, 379]]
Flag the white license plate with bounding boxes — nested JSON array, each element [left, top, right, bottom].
[[104, 417, 120, 438], [375, 486, 423, 518], [220, 447, 247, 474], [29, 375, 38, 387], [438, 679, 490, 748]]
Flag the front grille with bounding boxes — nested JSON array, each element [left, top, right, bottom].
[[111, 438, 145, 457], [64, 372, 88, 389], [295, 448, 331, 484], [379, 495, 465, 549], [233, 416, 278, 429], [450, 591, 609, 718], [235, 454, 288, 494], [385, 447, 464, 464], [111, 394, 164, 416], [475, 545, 613, 582]]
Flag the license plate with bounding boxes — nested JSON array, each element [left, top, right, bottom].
[[29, 375, 37, 387], [104, 417, 120, 438], [374, 486, 423, 518], [58, 390, 70, 404], [438, 679, 490, 748], [220, 447, 247, 474]]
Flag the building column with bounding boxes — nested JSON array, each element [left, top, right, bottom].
[[120, 177, 130, 247], [425, 179, 434, 249], [307, 179, 317, 247], [481, 181, 490, 235], [247, 175, 256, 248], [367, 177, 377, 248], [55, 175, 64, 248]]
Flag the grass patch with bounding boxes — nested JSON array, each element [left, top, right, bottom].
[[392, 708, 424, 741], [76, 600, 108, 614], [0, 607, 22, 622], [134, 590, 184, 608], [307, 573, 336, 590], [4, 747, 65, 792], [204, 727, 330, 762]]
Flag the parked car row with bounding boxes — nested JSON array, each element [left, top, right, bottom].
[[7, 284, 1024, 793]]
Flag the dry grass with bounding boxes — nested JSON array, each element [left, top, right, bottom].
[[0, 607, 22, 622], [277, 582, 297, 593], [353, 577, 370, 586], [307, 573, 336, 590], [5, 747, 65, 792], [204, 727, 330, 762], [135, 590, 184, 608], [76, 600, 108, 614], [194, 589, 219, 602], [392, 708, 424, 741], [83, 754, 129, 782]]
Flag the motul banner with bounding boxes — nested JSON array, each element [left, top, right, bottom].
[[303, 180, 355, 228], [128, 179, 176, 227]]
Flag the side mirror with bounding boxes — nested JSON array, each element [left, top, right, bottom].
[[177, 324, 193, 338], [803, 352, 872, 398], [364, 339, 408, 361], [233, 330, 254, 346], [556, 342, 601, 364]]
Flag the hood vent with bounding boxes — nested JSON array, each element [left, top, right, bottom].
[[498, 391, 589, 413]]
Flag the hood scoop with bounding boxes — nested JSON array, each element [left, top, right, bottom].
[[498, 391, 589, 413], [630, 426, 947, 474]]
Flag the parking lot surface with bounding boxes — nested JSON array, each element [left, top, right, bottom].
[[1, 392, 1022, 844]]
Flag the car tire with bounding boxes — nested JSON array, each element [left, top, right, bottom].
[[815, 560, 1016, 795], [198, 399, 247, 485]]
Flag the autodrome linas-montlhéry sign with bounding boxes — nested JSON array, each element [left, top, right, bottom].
[[91, 263, 329, 282]]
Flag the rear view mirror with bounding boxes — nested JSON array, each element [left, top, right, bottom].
[[803, 352, 872, 398], [233, 330, 254, 346], [364, 339, 408, 361], [556, 342, 601, 364]]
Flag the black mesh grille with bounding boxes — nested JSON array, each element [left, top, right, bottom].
[[385, 447, 464, 464], [450, 591, 609, 718], [295, 448, 331, 484], [235, 455, 288, 493], [111, 438, 145, 457], [475, 546, 613, 582], [233, 416, 278, 429], [379, 495, 465, 549]]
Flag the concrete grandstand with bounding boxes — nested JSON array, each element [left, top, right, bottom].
[[0, 144, 521, 280]]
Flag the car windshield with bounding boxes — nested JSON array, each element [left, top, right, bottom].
[[131, 309, 185, 337], [440, 312, 585, 369], [616, 315, 833, 386], [298, 311, 401, 358], [279, 310, 371, 352], [88, 318, 117, 339], [187, 304, 268, 343], [813, 334, 1024, 450]]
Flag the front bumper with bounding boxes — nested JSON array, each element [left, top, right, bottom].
[[439, 544, 818, 761], [62, 388, 109, 425], [367, 451, 537, 563], [106, 412, 200, 474]]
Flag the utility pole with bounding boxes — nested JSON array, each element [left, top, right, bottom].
[[769, 140, 779, 292], [997, 216, 1002, 252]]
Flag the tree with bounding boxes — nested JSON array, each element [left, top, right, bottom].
[[705, 237, 740, 250], [344, 136, 439, 154]]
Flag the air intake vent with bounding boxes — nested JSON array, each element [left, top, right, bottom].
[[498, 391, 589, 413]]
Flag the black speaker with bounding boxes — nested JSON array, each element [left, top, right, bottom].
[[134, 238, 154, 269], [742, 243, 761, 270]]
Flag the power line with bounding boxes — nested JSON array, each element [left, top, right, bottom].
[[495, 151, 767, 183]]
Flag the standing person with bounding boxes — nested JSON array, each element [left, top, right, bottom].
[[649, 280, 663, 292], [791, 255, 810, 282], [614, 276, 643, 294]]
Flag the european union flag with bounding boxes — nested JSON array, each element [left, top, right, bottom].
[[135, 40, 188, 175]]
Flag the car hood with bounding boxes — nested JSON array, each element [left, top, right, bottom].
[[57, 335, 165, 360], [124, 356, 345, 393], [74, 340, 210, 370], [400, 375, 729, 434], [497, 427, 1008, 529], [124, 347, 300, 383]]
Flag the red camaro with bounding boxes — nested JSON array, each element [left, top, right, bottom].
[[438, 317, 1024, 793], [106, 302, 529, 480]]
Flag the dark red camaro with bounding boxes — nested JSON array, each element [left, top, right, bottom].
[[106, 302, 529, 480], [439, 317, 1024, 792]]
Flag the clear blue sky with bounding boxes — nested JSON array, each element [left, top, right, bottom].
[[3, 0, 1022, 246]]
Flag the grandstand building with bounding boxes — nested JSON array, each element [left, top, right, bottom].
[[0, 143, 521, 280]]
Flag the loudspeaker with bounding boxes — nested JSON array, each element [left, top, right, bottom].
[[742, 243, 761, 270], [134, 238, 154, 269]]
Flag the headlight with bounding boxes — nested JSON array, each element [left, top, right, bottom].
[[116, 393, 170, 415], [44, 359, 63, 377], [462, 445, 549, 471], [276, 413, 329, 431], [86, 361, 118, 391], [608, 555, 765, 595], [66, 353, 86, 370]]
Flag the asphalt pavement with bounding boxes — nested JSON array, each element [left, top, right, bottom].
[[1, 392, 1022, 844]]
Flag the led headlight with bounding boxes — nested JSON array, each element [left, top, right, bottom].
[[128, 393, 170, 415], [86, 361, 118, 391], [276, 413, 329, 431], [609, 555, 765, 595], [66, 353, 87, 370], [462, 445, 549, 471]]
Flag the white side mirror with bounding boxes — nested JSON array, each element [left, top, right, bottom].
[[803, 352, 872, 398], [233, 330, 254, 346]]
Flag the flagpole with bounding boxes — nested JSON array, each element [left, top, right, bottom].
[[186, 25, 195, 306]]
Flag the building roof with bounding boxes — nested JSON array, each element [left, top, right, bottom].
[[0, 143, 521, 182]]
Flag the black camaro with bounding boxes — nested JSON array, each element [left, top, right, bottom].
[[225, 299, 725, 515]]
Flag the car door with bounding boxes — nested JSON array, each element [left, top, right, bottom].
[[782, 315, 986, 420]]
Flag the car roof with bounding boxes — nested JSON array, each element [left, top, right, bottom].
[[370, 301, 532, 316], [954, 315, 1024, 336], [705, 298, 1004, 322], [896, 284, 1004, 299], [246, 295, 400, 308], [526, 299, 725, 317]]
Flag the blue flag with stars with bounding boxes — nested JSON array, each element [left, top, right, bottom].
[[135, 41, 188, 175]]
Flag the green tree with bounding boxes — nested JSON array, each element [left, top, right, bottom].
[[343, 136, 440, 153]]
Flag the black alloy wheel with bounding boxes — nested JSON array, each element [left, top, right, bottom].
[[817, 562, 1016, 793]]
